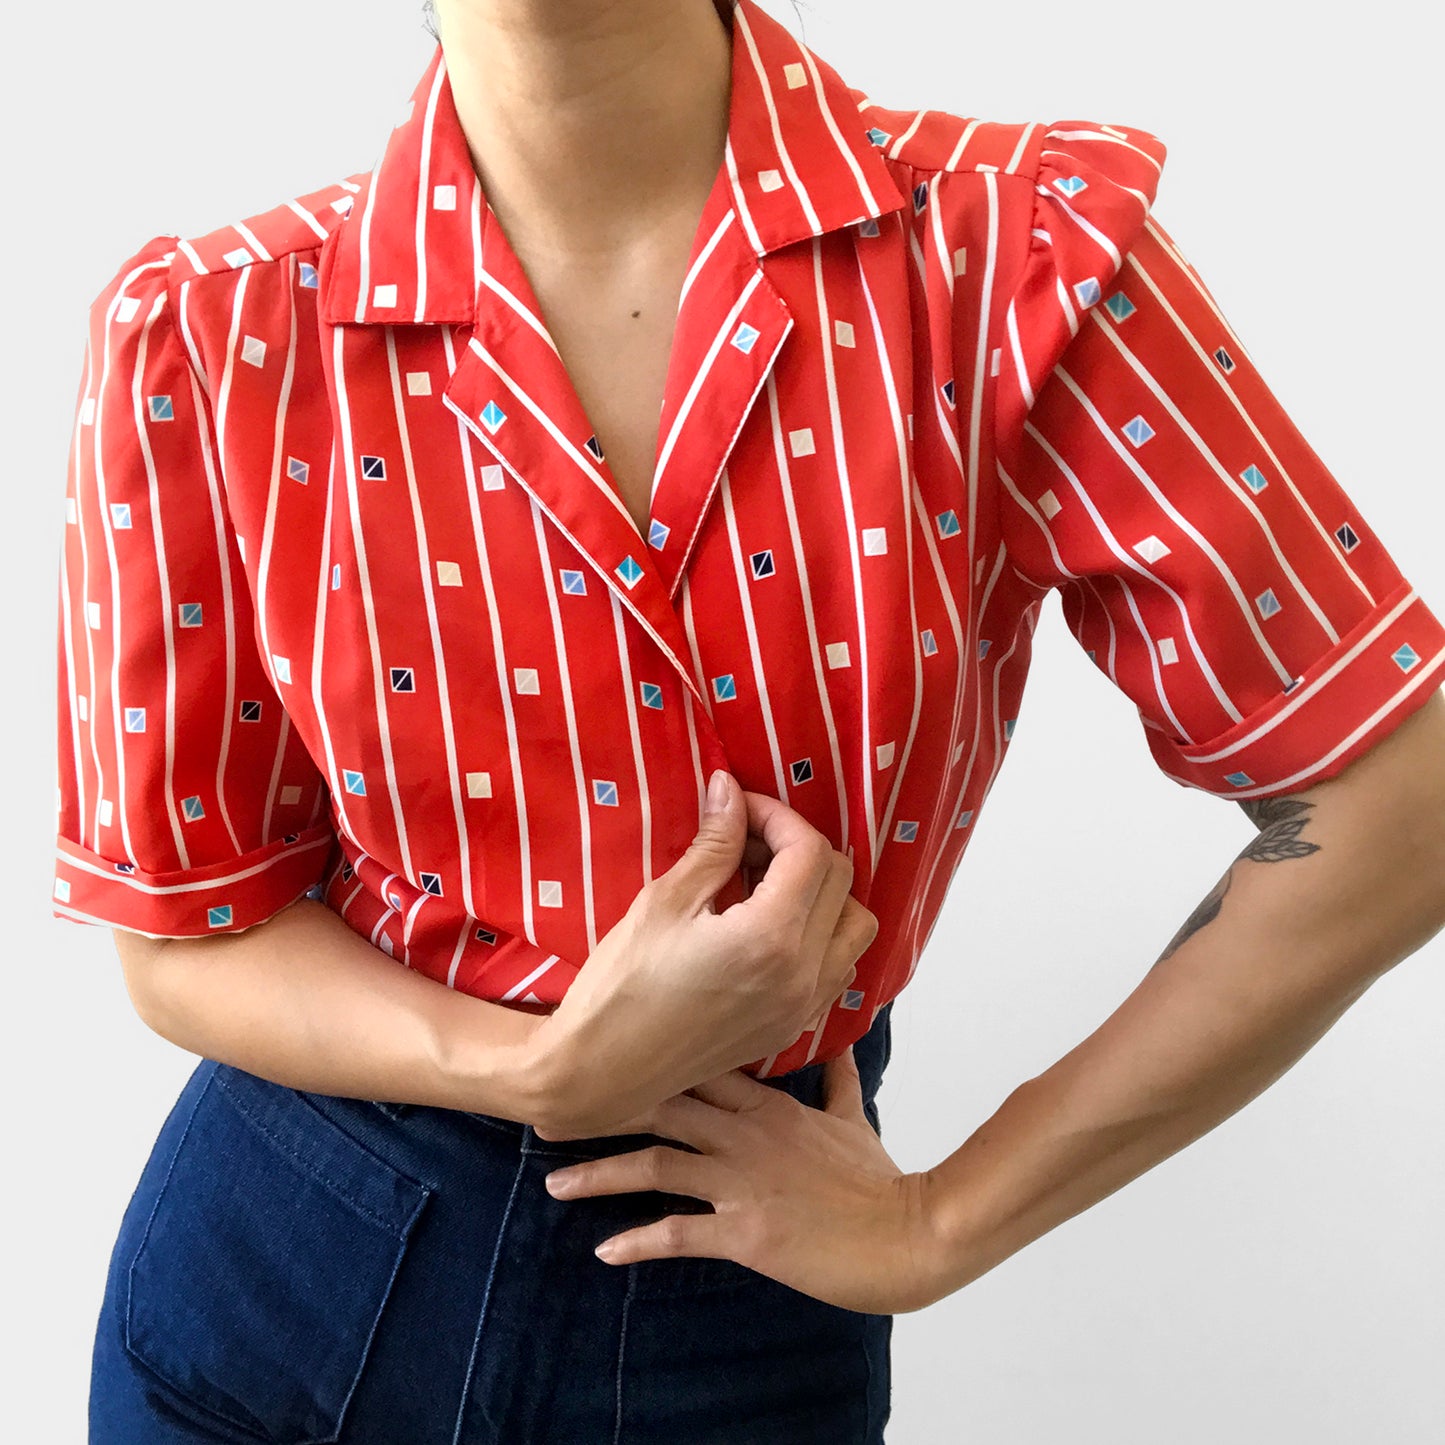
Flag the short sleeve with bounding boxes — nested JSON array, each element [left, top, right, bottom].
[[53, 234, 338, 937], [994, 126, 1445, 799]]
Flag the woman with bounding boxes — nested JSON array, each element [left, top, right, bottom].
[[54, 0, 1445, 1440]]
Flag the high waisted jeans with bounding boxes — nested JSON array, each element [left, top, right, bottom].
[[89, 1001, 895, 1443]]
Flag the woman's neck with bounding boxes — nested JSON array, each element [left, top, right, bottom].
[[433, 0, 735, 264]]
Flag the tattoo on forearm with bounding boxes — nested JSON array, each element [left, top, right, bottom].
[[1152, 795, 1322, 965]]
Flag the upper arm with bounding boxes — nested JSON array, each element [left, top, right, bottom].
[[52, 235, 337, 941]]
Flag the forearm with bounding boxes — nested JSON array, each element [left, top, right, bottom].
[[920, 768, 1445, 1298], [120, 897, 550, 1121]]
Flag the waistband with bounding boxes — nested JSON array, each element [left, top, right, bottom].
[[369, 999, 895, 1153]]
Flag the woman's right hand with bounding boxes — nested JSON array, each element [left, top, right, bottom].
[[523, 769, 878, 1140]]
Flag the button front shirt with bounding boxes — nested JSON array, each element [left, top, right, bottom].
[[52, 0, 1445, 1075]]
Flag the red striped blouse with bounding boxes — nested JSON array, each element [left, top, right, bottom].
[[52, 0, 1445, 1076]]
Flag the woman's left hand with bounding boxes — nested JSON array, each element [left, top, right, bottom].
[[536, 1045, 944, 1315]]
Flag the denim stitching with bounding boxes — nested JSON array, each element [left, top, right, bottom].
[[449, 1144, 530, 1445], [612, 1263, 637, 1444]]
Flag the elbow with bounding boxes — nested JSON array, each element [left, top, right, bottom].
[[112, 929, 184, 1037]]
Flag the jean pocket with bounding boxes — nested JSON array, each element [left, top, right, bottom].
[[123, 1064, 432, 1444]]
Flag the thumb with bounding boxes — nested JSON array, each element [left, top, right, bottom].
[[668, 770, 745, 906], [821, 1043, 866, 1119]]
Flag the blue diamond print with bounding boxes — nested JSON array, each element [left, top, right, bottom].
[[894, 820, 919, 842], [331, 562, 341, 590], [840, 989, 864, 1010], [639, 681, 663, 710], [978, 639, 992, 659], [856, 216, 880, 238], [114, 861, 135, 874], [648, 518, 670, 549], [1004, 718, 1016, 740], [712, 673, 737, 702], [1054, 175, 1088, 197], [124, 707, 146, 732], [419, 871, 443, 896], [750, 549, 775, 580], [207, 904, 233, 928], [790, 758, 813, 784], [480, 400, 507, 433], [147, 395, 173, 422], [1283, 677, 1303, 693], [181, 794, 204, 821], [1105, 293, 1136, 322], [560, 569, 587, 595], [1214, 347, 1236, 373], [912, 181, 929, 212], [109, 503, 132, 529], [1335, 523, 1360, 552], [360, 454, 386, 479], [390, 666, 415, 692], [1224, 771, 1254, 788], [585, 434, 604, 461], [921, 629, 938, 656], [1122, 415, 1155, 447], [1393, 643, 1421, 672], [1074, 277, 1102, 308], [1256, 589, 1281, 618], [298, 263, 319, 289], [343, 769, 366, 795], [935, 509, 961, 538], [865, 127, 891, 146], [592, 779, 619, 807], [956, 808, 974, 829], [731, 322, 761, 354], [941, 379, 956, 408], [615, 554, 644, 588], [1240, 465, 1268, 493], [287, 457, 310, 484], [178, 602, 202, 627]]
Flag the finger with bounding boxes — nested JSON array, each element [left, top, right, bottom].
[[734, 790, 833, 923], [543, 1145, 724, 1205], [593, 1211, 738, 1267], [795, 857, 859, 1017], [820, 1044, 865, 1117], [683, 1068, 777, 1114]]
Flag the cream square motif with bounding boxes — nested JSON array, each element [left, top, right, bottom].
[[513, 667, 540, 695], [990, 348, 1002, 377], [330, 197, 352, 215], [825, 641, 851, 669], [1157, 636, 1179, 665], [372, 284, 398, 309], [861, 527, 887, 556], [65, 497, 77, 524], [98, 798, 113, 827], [952, 248, 968, 277], [783, 61, 807, 88], [876, 740, 895, 770], [279, 785, 302, 805], [757, 169, 784, 193], [788, 428, 816, 458], [834, 320, 856, 348], [114, 295, 141, 324], [236, 535, 246, 562], [436, 560, 463, 587], [241, 335, 267, 368], [480, 464, 505, 491], [86, 601, 101, 630], [79, 398, 96, 426], [77, 693, 88, 721], [1135, 535, 1170, 563], [466, 771, 492, 799], [433, 184, 457, 211], [538, 879, 563, 908], [1037, 489, 1062, 520], [906, 413, 913, 439], [406, 372, 432, 396]]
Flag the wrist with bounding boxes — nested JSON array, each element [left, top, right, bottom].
[[429, 1000, 562, 1124]]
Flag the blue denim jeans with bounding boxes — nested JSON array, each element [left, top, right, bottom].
[[89, 1001, 895, 1443]]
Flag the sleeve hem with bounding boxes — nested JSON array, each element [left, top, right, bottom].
[[1143, 578, 1445, 798], [51, 822, 339, 938]]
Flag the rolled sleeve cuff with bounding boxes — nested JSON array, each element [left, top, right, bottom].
[[1144, 578, 1445, 799], [52, 823, 339, 938]]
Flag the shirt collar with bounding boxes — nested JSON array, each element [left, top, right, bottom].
[[319, 0, 908, 326]]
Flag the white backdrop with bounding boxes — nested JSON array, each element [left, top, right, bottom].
[[6, 1, 1441, 1439]]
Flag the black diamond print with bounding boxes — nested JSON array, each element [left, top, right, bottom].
[[341, 861, 354, 882], [390, 667, 415, 692], [475, 927, 498, 944], [281, 832, 300, 844], [1213, 347, 1236, 373], [1334, 523, 1359, 552], [790, 757, 814, 784], [419, 871, 443, 896], [750, 549, 775, 579], [361, 455, 386, 480], [239, 699, 262, 722]]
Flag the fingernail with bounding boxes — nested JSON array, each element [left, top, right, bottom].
[[595, 1239, 618, 1261], [544, 1171, 572, 1195], [705, 769, 730, 814]]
